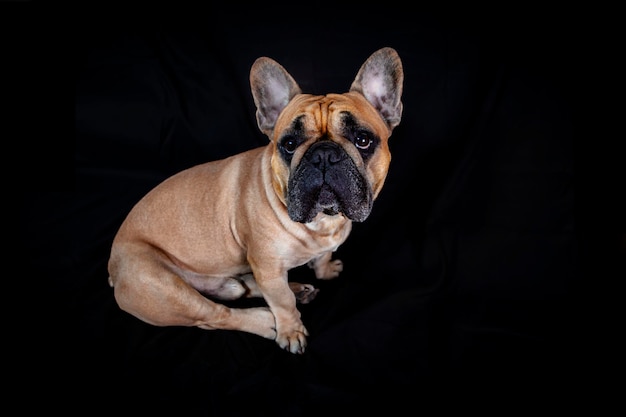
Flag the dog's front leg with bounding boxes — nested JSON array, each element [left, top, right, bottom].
[[253, 270, 308, 354]]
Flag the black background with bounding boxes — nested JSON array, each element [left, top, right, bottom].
[[13, 3, 622, 415]]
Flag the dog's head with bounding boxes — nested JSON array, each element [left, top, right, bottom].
[[250, 47, 403, 224]]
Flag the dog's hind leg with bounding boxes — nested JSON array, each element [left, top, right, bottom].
[[180, 272, 248, 301], [108, 242, 277, 339]]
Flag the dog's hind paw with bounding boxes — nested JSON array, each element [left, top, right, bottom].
[[289, 282, 319, 304]]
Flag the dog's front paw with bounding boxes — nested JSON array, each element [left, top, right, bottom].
[[276, 324, 309, 354], [314, 259, 343, 280]]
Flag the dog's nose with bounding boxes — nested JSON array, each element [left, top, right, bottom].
[[307, 142, 345, 169]]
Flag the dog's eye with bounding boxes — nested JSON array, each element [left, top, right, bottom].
[[281, 137, 298, 154], [354, 132, 372, 150]]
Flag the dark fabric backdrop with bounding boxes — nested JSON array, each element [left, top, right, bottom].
[[16, 4, 622, 415]]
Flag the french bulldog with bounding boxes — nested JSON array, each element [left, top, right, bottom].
[[108, 47, 403, 354]]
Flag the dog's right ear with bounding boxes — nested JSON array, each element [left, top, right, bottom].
[[250, 57, 302, 138], [350, 47, 404, 131]]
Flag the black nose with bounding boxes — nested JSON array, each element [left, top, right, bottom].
[[306, 142, 345, 170]]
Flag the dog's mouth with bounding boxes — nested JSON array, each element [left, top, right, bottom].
[[318, 185, 341, 216], [286, 163, 372, 223], [286, 141, 373, 224], [289, 182, 344, 222]]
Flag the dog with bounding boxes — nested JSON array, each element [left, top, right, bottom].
[[108, 47, 403, 354]]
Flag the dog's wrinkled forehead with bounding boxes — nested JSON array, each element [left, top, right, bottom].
[[274, 92, 390, 143]]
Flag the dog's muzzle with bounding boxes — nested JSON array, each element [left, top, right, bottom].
[[287, 141, 372, 223]]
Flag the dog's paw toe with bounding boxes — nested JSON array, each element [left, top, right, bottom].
[[277, 331, 308, 354]]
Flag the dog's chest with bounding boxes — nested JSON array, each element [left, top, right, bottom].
[[278, 234, 347, 269], [300, 215, 352, 252]]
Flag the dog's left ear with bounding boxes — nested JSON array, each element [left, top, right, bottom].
[[350, 47, 404, 131], [250, 57, 302, 138]]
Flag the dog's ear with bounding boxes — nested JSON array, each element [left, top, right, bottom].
[[250, 57, 302, 138], [350, 47, 404, 130]]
